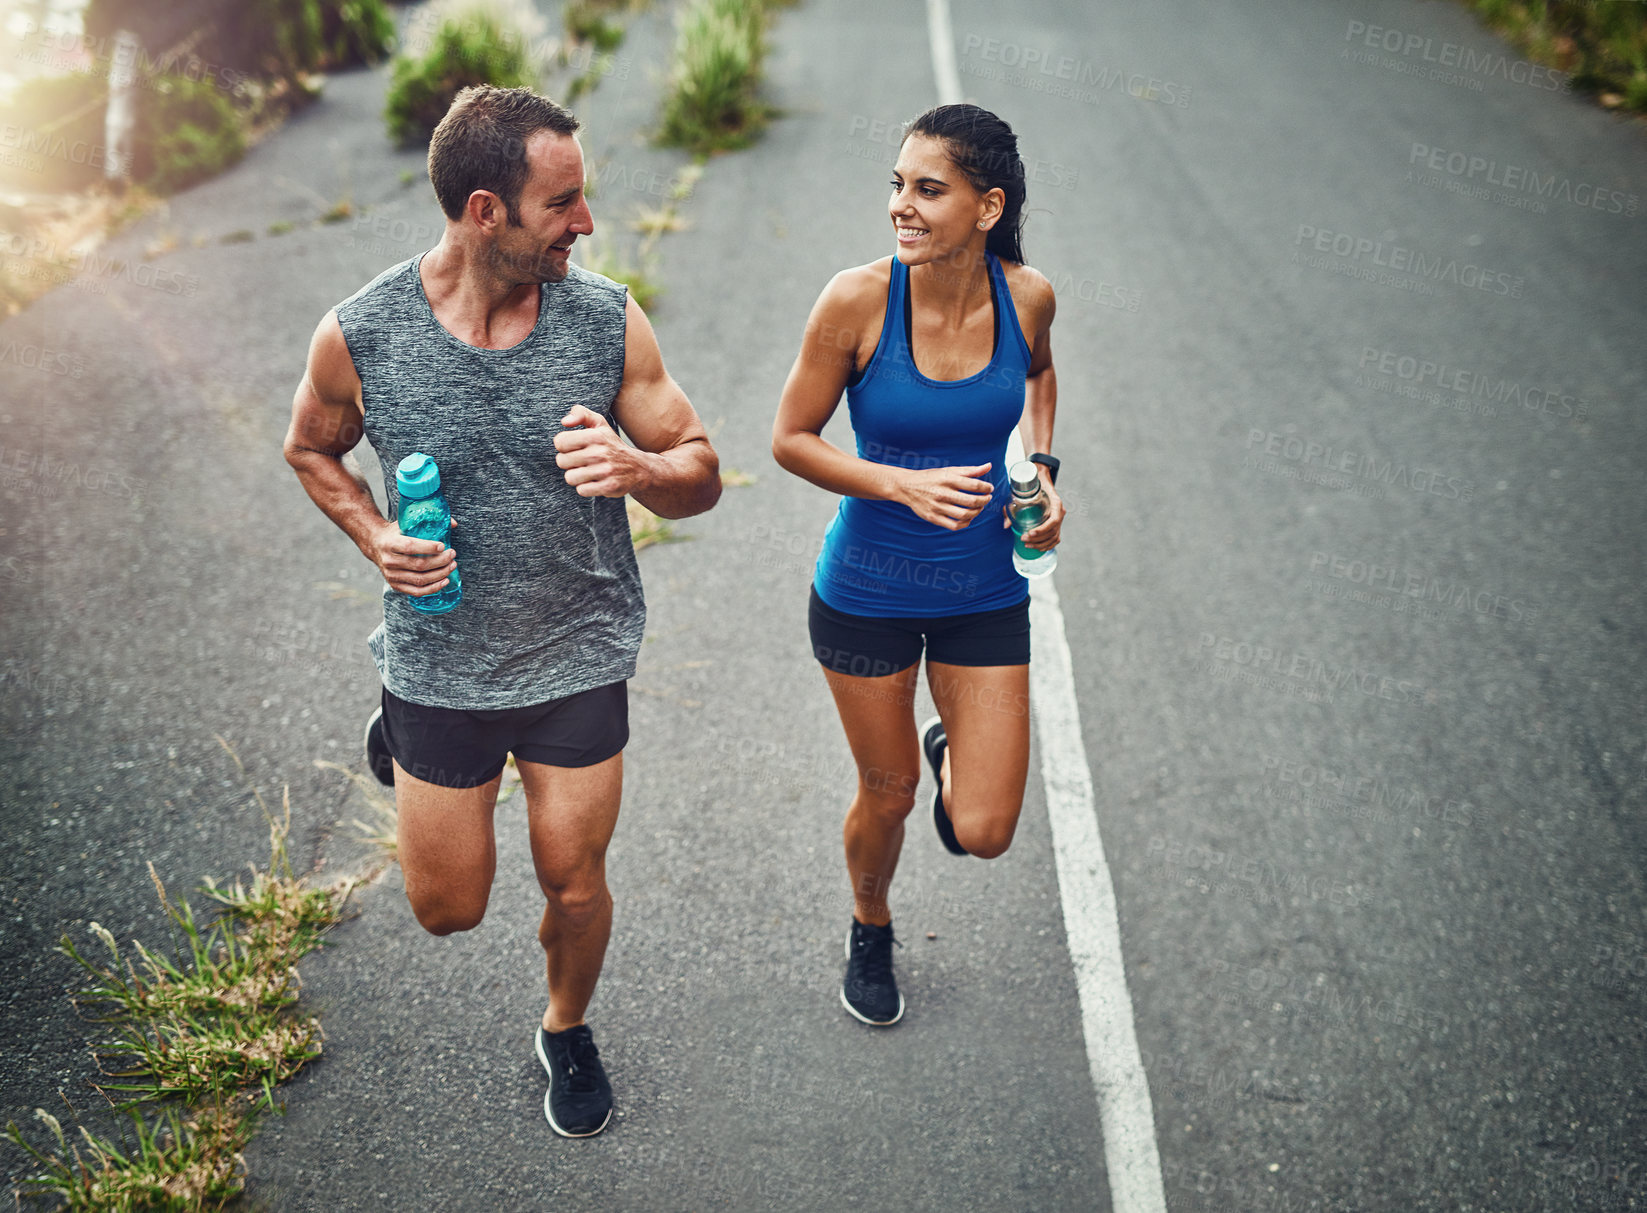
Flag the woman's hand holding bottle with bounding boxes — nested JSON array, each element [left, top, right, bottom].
[[1006, 477, 1065, 551]]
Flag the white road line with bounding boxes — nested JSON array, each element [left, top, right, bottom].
[[1024, 552, 1170, 1213], [924, 0, 965, 109], [924, 2, 1169, 1208]]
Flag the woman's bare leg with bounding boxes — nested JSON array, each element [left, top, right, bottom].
[[821, 662, 924, 924], [926, 661, 1031, 859]]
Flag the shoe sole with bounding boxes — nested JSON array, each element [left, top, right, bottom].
[[839, 985, 905, 1026], [840, 928, 905, 1026], [363, 707, 395, 788], [535, 1029, 613, 1138], [920, 715, 944, 770], [920, 715, 968, 857]]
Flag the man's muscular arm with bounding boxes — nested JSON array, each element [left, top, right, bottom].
[[553, 295, 720, 520], [283, 312, 456, 597]]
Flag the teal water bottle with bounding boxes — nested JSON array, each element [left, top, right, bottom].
[[396, 452, 461, 613], [1008, 460, 1058, 578]]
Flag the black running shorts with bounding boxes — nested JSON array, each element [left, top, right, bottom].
[[808, 586, 1031, 678], [379, 680, 628, 789]]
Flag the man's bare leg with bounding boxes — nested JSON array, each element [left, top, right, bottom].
[[518, 752, 623, 1032], [393, 762, 504, 935]]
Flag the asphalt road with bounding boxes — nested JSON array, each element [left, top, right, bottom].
[[2, 0, 1644, 1210]]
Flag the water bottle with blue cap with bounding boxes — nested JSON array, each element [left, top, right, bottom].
[[396, 452, 461, 613]]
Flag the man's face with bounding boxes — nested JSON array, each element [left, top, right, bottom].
[[489, 130, 594, 285]]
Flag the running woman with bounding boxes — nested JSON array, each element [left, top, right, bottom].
[[771, 104, 1063, 1025]]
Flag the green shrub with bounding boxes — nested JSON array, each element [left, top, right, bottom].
[[253, 0, 325, 80], [657, 0, 772, 154], [0, 68, 248, 196], [1460, 0, 1647, 113], [248, 0, 394, 76], [565, 1, 626, 53], [384, 3, 539, 145], [0, 72, 108, 192], [142, 73, 248, 194], [321, 0, 397, 68], [86, 0, 393, 82]]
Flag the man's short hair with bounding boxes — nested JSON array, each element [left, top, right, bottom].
[[428, 86, 580, 226]]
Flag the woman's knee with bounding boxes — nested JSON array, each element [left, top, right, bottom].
[[854, 770, 919, 821]]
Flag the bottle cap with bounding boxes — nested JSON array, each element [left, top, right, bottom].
[[396, 452, 441, 499], [1008, 459, 1041, 495]]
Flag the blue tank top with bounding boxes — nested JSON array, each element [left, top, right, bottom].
[[814, 251, 1032, 617]]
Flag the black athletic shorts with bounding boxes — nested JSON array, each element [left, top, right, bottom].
[[808, 585, 1031, 678], [379, 680, 628, 789]]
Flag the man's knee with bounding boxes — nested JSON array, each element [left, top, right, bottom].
[[408, 892, 488, 936], [953, 813, 1017, 859], [540, 871, 610, 926]]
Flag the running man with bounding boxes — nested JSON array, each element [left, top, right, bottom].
[[283, 86, 720, 1135]]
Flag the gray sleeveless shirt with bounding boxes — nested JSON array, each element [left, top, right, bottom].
[[335, 254, 643, 710]]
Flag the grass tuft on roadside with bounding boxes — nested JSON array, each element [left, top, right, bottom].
[[657, 0, 777, 154], [627, 498, 683, 550], [578, 236, 662, 310], [6, 740, 353, 1209], [314, 757, 400, 864], [630, 202, 692, 241], [8, 1101, 252, 1212]]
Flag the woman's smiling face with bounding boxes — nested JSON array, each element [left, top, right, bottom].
[[888, 133, 1002, 266]]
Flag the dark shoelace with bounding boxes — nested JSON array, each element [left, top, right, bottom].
[[557, 1029, 602, 1093], [852, 930, 902, 985]]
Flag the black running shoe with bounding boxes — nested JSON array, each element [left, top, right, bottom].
[[364, 706, 394, 787], [841, 919, 904, 1026], [921, 716, 967, 856], [535, 1023, 613, 1138]]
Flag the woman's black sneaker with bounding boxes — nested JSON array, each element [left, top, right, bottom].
[[841, 918, 905, 1026], [535, 1023, 613, 1137], [921, 716, 967, 856], [364, 707, 394, 787]]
